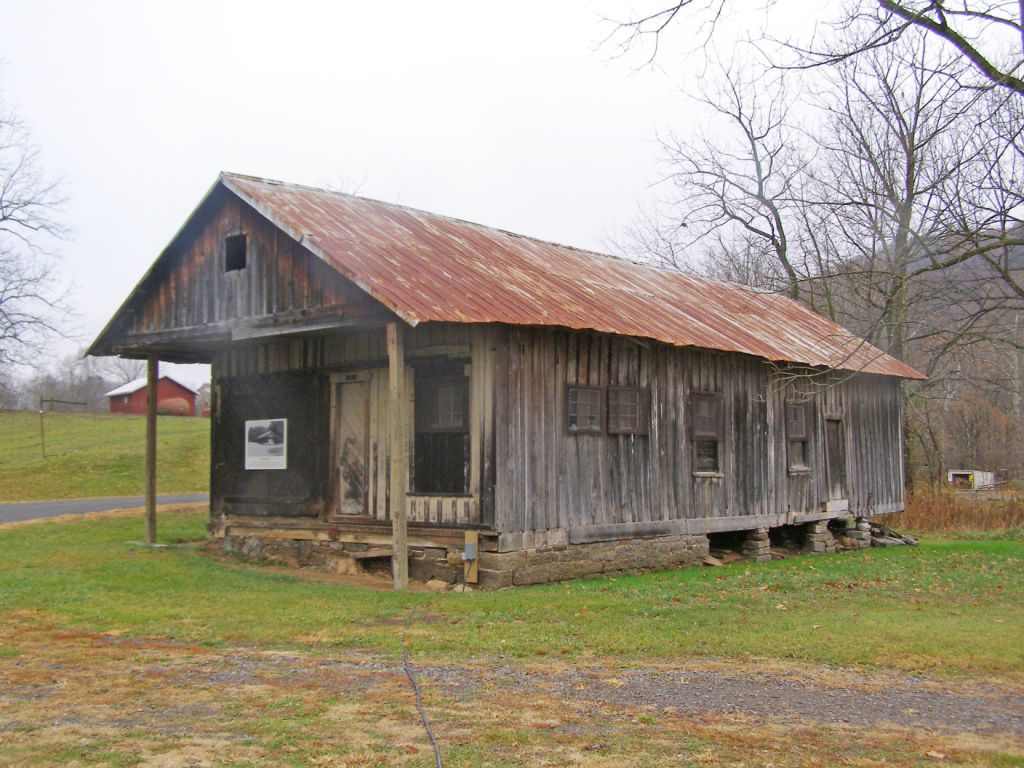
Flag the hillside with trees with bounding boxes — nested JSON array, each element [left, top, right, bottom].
[[612, 1, 1024, 486]]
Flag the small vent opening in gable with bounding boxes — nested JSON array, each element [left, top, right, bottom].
[[225, 234, 247, 272]]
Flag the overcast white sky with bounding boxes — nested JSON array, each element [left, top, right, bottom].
[[0, 0, 810, 387]]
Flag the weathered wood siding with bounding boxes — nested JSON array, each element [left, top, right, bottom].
[[211, 323, 495, 527], [212, 371, 327, 517], [493, 326, 904, 538], [119, 188, 382, 340], [209, 321, 903, 537]]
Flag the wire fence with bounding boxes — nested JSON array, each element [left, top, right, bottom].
[[38, 397, 89, 458]]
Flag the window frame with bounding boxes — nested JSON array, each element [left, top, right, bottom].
[[415, 375, 469, 434], [607, 386, 650, 436], [412, 361, 471, 495], [565, 385, 604, 435], [690, 391, 723, 475], [785, 399, 812, 474]]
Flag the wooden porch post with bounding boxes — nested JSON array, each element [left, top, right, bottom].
[[145, 354, 158, 545], [387, 322, 409, 589]]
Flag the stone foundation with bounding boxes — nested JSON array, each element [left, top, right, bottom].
[[837, 517, 872, 550], [802, 520, 838, 554], [219, 535, 460, 582], [216, 514, 903, 587], [476, 533, 709, 588], [218, 531, 709, 588], [741, 527, 772, 562]]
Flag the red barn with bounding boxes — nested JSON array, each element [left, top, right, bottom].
[[105, 375, 199, 416]]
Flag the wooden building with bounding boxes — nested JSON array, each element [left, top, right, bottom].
[[105, 375, 198, 416], [89, 173, 924, 587]]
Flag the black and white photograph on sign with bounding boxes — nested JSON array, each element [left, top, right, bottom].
[[244, 419, 287, 470]]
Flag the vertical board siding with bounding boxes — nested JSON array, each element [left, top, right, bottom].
[[213, 322, 492, 528], [494, 326, 905, 535], [127, 189, 381, 338], [212, 321, 903, 535]]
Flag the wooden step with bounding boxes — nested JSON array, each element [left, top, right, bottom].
[[347, 547, 394, 560]]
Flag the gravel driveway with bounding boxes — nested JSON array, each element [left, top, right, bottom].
[[102, 642, 1022, 737], [459, 663, 1024, 735], [3, 625, 1022, 766]]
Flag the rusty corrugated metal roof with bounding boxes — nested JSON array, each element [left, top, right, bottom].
[[221, 172, 924, 379]]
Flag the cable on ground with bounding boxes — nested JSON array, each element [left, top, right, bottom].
[[403, 607, 443, 768]]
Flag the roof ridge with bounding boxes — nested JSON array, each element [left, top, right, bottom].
[[222, 173, 827, 297], [221, 170, 695, 275]]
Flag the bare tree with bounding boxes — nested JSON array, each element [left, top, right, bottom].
[[14, 351, 116, 413], [654, 62, 807, 299], [848, 1, 1024, 96], [806, 35, 1024, 481], [99, 356, 147, 385], [610, 1, 1024, 96], [0, 100, 67, 367], [611, 199, 696, 271], [812, 38, 980, 353], [622, 20, 1024, 479]]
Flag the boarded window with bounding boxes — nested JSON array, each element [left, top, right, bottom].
[[225, 234, 247, 272], [566, 386, 603, 434], [788, 438, 807, 470], [691, 393, 722, 473], [786, 400, 810, 471], [825, 418, 848, 500], [695, 438, 719, 473], [608, 387, 650, 435], [414, 366, 469, 494]]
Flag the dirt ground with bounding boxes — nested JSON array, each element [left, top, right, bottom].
[[1, 614, 1022, 767]]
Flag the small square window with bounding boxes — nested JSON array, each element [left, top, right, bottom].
[[608, 387, 650, 435], [566, 386, 603, 434], [225, 234, 247, 272]]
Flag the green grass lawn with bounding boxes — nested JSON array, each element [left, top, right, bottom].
[[3, 510, 1022, 767], [0, 411, 209, 501], [1, 508, 1021, 679]]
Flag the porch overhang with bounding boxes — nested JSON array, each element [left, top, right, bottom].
[[92, 308, 400, 364]]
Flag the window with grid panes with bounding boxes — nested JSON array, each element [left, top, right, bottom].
[[414, 365, 469, 494], [566, 385, 603, 434], [608, 387, 649, 435], [691, 392, 723, 473]]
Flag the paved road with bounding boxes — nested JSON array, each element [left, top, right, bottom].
[[0, 494, 209, 525]]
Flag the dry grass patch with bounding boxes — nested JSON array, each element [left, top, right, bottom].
[[893, 490, 1024, 535], [1, 616, 1022, 767]]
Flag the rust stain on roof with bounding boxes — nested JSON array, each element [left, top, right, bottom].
[[221, 172, 924, 379]]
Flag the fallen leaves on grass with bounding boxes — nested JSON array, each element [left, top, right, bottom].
[[2, 616, 1023, 768]]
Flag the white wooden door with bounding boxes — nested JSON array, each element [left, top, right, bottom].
[[335, 376, 369, 515]]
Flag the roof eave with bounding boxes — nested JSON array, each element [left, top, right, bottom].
[[86, 174, 234, 359], [219, 173, 422, 328]]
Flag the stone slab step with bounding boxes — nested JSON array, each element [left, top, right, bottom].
[[348, 547, 394, 560]]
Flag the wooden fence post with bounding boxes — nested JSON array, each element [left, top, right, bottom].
[[145, 355, 158, 545]]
